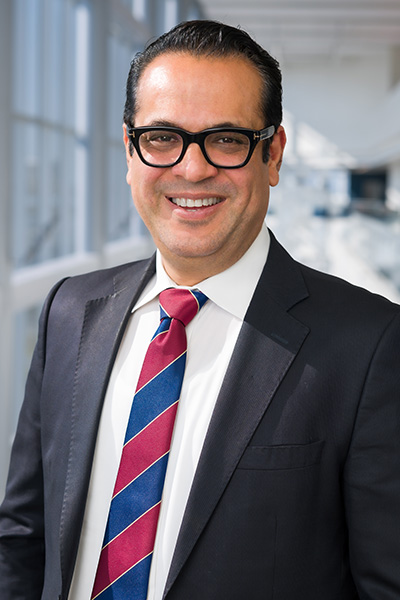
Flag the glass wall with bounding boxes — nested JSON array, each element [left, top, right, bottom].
[[0, 0, 204, 499], [106, 34, 144, 243], [11, 0, 90, 268]]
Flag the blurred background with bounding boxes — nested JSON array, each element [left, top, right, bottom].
[[1, 0, 400, 498]]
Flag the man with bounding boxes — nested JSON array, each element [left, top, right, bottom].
[[1, 19, 400, 600]]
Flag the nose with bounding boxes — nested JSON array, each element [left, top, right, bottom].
[[171, 142, 218, 182]]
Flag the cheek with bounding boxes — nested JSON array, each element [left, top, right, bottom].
[[231, 169, 265, 207], [238, 170, 270, 221], [248, 163, 270, 197], [130, 163, 159, 203], [130, 172, 169, 230]]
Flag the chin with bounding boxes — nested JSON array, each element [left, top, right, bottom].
[[157, 232, 217, 258]]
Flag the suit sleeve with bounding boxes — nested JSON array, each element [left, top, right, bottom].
[[344, 310, 400, 598], [0, 279, 67, 600]]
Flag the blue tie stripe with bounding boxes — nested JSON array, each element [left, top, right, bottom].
[[124, 354, 186, 442], [193, 290, 208, 310], [103, 453, 169, 545], [152, 315, 170, 338], [96, 554, 153, 600]]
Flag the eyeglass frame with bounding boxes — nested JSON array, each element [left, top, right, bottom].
[[126, 125, 276, 169]]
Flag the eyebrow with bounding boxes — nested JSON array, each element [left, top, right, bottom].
[[141, 120, 244, 130]]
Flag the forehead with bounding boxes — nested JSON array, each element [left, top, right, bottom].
[[135, 52, 264, 129]]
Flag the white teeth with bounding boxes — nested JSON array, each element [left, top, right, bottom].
[[170, 197, 221, 207]]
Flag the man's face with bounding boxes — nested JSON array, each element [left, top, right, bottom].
[[124, 53, 285, 284]]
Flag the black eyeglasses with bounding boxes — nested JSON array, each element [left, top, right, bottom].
[[126, 125, 275, 169]]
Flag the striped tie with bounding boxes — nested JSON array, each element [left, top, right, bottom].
[[91, 288, 208, 600]]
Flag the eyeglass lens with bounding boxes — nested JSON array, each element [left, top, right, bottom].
[[138, 130, 251, 167]]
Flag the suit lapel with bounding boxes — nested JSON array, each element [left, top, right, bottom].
[[60, 256, 156, 595], [164, 235, 310, 596]]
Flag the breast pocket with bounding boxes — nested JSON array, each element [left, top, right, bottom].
[[237, 440, 324, 470]]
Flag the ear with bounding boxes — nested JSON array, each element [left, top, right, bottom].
[[268, 126, 286, 187], [123, 124, 133, 185]]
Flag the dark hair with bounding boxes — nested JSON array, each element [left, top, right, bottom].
[[124, 20, 283, 161]]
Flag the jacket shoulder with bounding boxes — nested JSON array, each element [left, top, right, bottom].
[[56, 256, 155, 302], [298, 259, 399, 315], [37, 256, 156, 340]]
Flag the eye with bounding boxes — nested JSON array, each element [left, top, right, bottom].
[[142, 131, 181, 145], [206, 131, 249, 154], [215, 135, 245, 145]]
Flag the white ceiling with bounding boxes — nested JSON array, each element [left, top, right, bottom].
[[199, 0, 400, 62]]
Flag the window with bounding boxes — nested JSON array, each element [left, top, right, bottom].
[[106, 33, 148, 242], [11, 0, 91, 268]]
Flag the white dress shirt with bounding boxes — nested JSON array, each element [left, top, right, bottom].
[[68, 225, 270, 600]]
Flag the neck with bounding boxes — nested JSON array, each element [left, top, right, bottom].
[[161, 259, 212, 286], [160, 245, 253, 286]]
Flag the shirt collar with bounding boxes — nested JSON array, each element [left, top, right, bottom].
[[132, 224, 270, 321]]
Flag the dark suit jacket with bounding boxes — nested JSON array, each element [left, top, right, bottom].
[[1, 232, 400, 600]]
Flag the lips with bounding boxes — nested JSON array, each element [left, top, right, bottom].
[[169, 197, 223, 207]]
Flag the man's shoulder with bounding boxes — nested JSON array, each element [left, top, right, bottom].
[[42, 255, 156, 323], [289, 259, 400, 350], [266, 233, 400, 338], [57, 256, 154, 299], [299, 259, 399, 313]]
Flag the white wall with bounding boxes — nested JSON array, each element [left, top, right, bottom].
[[281, 51, 400, 167]]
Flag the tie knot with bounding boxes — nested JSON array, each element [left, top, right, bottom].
[[159, 288, 208, 327]]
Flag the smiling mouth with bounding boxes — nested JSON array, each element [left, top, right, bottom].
[[169, 197, 223, 208]]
